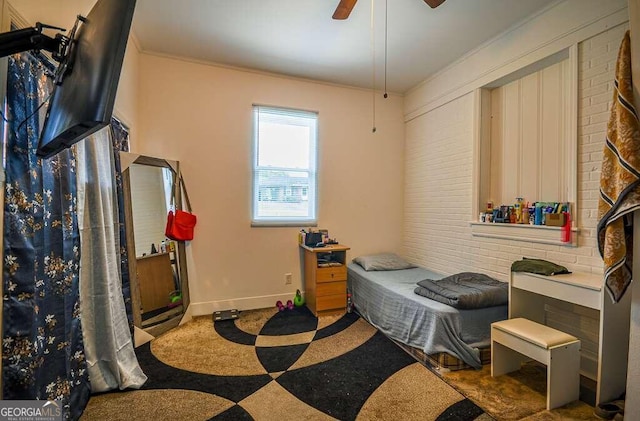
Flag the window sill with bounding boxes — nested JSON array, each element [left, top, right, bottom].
[[251, 221, 317, 228], [469, 222, 578, 247]]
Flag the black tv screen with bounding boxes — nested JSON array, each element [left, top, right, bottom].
[[37, 0, 136, 158]]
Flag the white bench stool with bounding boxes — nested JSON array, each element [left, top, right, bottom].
[[491, 318, 581, 410]]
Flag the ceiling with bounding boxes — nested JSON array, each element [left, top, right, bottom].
[[9, 0, 558, 93]]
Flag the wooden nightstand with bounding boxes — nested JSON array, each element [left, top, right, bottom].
[[300, 244, 350, 316]]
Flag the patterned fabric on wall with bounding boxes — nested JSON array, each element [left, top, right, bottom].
[[597, 30, 640, 303], [109, 118, 134, 333], [2, 54, 90, 419]]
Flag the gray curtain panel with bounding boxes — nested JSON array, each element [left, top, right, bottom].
[[76, 129, 147, 392]]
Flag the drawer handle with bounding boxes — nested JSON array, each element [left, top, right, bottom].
[[331, 273, 334, 278]]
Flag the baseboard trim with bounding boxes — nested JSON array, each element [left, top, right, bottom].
[[179, 304, 194, 326], [133, 326, 155, 348], [189, 292, 301, 317]]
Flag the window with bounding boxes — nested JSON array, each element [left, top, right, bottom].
[[252, 105, 318, 226]]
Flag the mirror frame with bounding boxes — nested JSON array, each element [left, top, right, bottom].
[[120, 152, 190, 336]]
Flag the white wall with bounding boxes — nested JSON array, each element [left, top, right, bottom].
[[114, 36, 140, 144], [136, 55, 406, 314], [403, 0, 628, 280]]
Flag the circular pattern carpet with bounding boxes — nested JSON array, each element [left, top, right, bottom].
[[81, 307, 491, 420]]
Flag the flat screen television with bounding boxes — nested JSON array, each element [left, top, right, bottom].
[[37, 0, 137, 158]]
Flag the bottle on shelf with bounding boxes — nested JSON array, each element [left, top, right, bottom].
[[515, 197, 525, 224], [561, 212, 571, 243]]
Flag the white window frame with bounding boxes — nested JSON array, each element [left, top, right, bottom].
[[251, 105, 318, 227]]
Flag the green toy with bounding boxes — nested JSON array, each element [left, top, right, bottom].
[[168, 290, 182, 308], [294, 289, 305, 307]]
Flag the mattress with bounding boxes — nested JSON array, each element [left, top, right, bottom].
[[347, 263, 508, 368]]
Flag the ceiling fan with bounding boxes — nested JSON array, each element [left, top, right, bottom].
[[333, 0, 446, 20]]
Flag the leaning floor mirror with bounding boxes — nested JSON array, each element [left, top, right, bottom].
[[121, 152, 190, 337]]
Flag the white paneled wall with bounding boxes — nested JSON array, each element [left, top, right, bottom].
[[403, 23, 628, 281], [489, 59, 570, 205]]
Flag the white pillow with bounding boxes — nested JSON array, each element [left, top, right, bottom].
[[353, 253, 416, 271]]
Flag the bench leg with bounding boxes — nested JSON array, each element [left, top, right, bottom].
[[547, 342, 581, 410], [491, 340, 525, 377]]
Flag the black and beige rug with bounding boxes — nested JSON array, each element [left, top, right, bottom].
[[81, 307, 599, 420], [81, 307, 491, 420]]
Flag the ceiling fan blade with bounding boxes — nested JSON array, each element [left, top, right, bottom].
[[423, 0, 445, 8], [333, 0, 358, 20]]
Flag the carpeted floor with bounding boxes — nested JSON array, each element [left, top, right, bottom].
[[81, 307, 597, 420]]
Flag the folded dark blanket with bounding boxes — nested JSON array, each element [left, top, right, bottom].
[[414, 272, 508, 309], [511, 257, 570, 276]]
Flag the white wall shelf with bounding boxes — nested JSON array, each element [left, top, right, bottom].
[[469, 222, 578, 246]]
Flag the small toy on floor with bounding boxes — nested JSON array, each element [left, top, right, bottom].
[[276, 299, 296, 311], [293, 289, 305, 307], [168, 290, 182, 308]]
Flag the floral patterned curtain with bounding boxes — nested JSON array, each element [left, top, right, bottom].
[[2, 53, 90, 419], [109, 118, 134, 333]]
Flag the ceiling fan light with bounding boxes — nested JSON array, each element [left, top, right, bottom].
[[333, 0, 358, 20], [423, 0, 446, 8]]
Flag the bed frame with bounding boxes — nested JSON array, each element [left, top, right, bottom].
[[347, 262, 507, 370], [395, 340, 492, 371]]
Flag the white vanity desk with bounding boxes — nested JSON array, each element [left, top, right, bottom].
[[509, 271, 631, 405]]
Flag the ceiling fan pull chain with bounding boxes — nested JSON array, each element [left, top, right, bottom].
[[371, 0, 376, 133], [384, 0, 388, 99]]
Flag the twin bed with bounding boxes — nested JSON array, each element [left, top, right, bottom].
[[347, 258, 508, 369]]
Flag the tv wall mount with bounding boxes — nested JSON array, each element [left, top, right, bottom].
[[0, 16, 85, 85]]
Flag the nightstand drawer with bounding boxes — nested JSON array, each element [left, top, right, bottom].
[[317, 266, 347, 282], [317, 293, 346, 311], [317, 281, 346, 297]]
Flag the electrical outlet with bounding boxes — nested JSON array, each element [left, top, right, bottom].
[[285, 273, 292, 284]]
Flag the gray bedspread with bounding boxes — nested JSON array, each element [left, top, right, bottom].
[[414, 272, 508, 309], [347, 263, 508, 369]]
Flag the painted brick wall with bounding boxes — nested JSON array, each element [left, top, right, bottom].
[[403, 23, 628, 281], [404, 93, 476, 276], [576, 22, 630, 266]]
